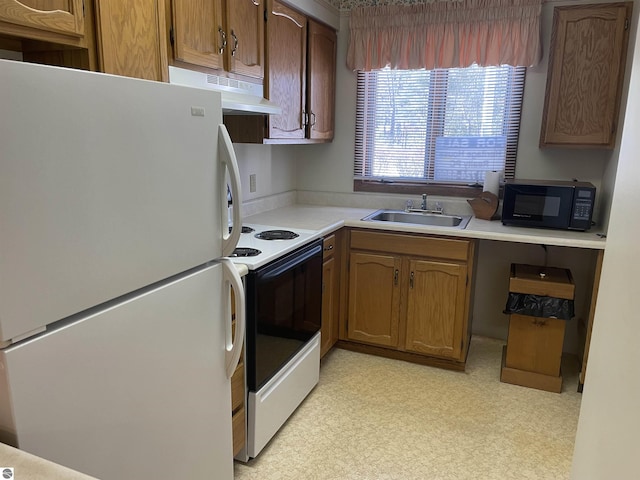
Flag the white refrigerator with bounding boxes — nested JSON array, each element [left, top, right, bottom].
[[0, 59, 245, 480]]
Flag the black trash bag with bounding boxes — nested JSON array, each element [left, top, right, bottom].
[[504, 293, 574, 320]]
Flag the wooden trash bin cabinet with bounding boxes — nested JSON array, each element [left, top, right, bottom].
[[501, 264, 575, 393]]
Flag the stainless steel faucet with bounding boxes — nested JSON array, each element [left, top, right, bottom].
[[421, 194, 427, 210]]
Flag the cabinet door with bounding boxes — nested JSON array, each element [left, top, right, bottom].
[[320, 255, 336, 358], [225, 0, 264, 79], [95, 0, 168, 81], [307, 19, 336, 141], [404, 259, 467, 360], [540, 3, 632, 147], [0, 0, 84, 37], [266, 0, 306, 139], [172, 0, 224, 71], [347, 252, 401, 348]]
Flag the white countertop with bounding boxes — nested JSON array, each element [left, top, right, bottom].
[[245, 205, 606, 250]]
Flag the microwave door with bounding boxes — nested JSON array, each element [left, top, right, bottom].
[[506, 186, 573, 229]]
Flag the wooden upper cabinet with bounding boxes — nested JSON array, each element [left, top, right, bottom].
[[225, 0, 264, 78], [95, 0, 168, 82], [540, 2, 632, 148], [307, 19, 336, 141], [0, 0, 84, 37], [172, 0, 224, 71], [171, 0, 263, 78], [266, 0, 307, 140]]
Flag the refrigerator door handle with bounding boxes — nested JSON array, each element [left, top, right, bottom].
[[221, 259, 245, 379], [219, 124, 243, 257]]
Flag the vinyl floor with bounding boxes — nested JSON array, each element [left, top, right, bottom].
[[234, 336, 582, 480]]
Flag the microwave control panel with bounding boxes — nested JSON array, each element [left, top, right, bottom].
[[570, 188, 595, 228]]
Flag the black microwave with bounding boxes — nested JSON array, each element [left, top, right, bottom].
[[502, 179, 596, 231]]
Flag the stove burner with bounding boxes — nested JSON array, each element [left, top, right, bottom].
[[255, 230, 299, 241], [228, 225, 255, 234], [231, 247, 262, 257]]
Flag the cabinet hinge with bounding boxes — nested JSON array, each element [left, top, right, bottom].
[[82, 0, 85, 17], [625, 18, 630, 31], [169, 27, 175, 47], [264, 8, 268, 23], [466, 275, 468, 286]]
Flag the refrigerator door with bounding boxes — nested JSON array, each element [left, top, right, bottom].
[[0, 60, 242, 342], [0, 263, 234, 480]]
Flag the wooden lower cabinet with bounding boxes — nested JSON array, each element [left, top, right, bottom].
[[230, 287, 246, 456], [347, 252, 401, 348], [345, 229, 476, 368], [404, 260, 468, 359], [320, 231, 341, 357]]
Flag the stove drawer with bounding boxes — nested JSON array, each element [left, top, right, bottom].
[[247, 332, 320, 458]]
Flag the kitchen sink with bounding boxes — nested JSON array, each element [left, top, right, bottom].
[[362, 209, 472, 229]]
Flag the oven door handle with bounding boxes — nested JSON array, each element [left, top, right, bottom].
[[222, 258, 245, 379], [259, 243, 322, 281]]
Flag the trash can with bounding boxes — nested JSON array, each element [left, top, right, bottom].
[[500, 264, 575, 393]]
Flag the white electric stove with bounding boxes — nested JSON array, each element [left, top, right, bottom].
[[229, 223, 323, 461], [229, 223, 320, 270]]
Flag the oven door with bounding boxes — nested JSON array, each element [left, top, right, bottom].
[[502, 184, 574, 229], [245, 239, 323, 392]]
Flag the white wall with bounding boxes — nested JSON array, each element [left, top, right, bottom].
[[233, 144, 296, 201], [570, 16, 640, 478]]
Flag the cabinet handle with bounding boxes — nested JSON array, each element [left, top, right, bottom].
[[310, 111, 317, 127], [323, 245, 334, 251], [302, 110, 308, 127], [218, 27, 227, 54], [231, 30, 238, 57], [394, 269, 399, 286], [410, 271, 414, 288]]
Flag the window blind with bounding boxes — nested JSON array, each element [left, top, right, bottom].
[[354, 65, 526, 187]]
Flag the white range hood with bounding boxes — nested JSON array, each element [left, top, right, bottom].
[[168, 66, 281, 115]]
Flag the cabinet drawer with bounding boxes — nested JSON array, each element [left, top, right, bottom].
[[232, 406, 246, 457], [323, 234, 336, 260], [350, 230, 470, 261], [231, 362, 245, 413]]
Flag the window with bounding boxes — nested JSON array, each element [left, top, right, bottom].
[[354, 64, 526, 195]]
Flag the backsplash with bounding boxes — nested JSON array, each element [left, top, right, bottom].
[[242, 189, 479, 217]]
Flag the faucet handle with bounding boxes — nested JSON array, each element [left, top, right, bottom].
[[405, 199, 413, 211]]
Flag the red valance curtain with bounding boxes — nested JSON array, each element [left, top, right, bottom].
[[346, 0, 543, 71]]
